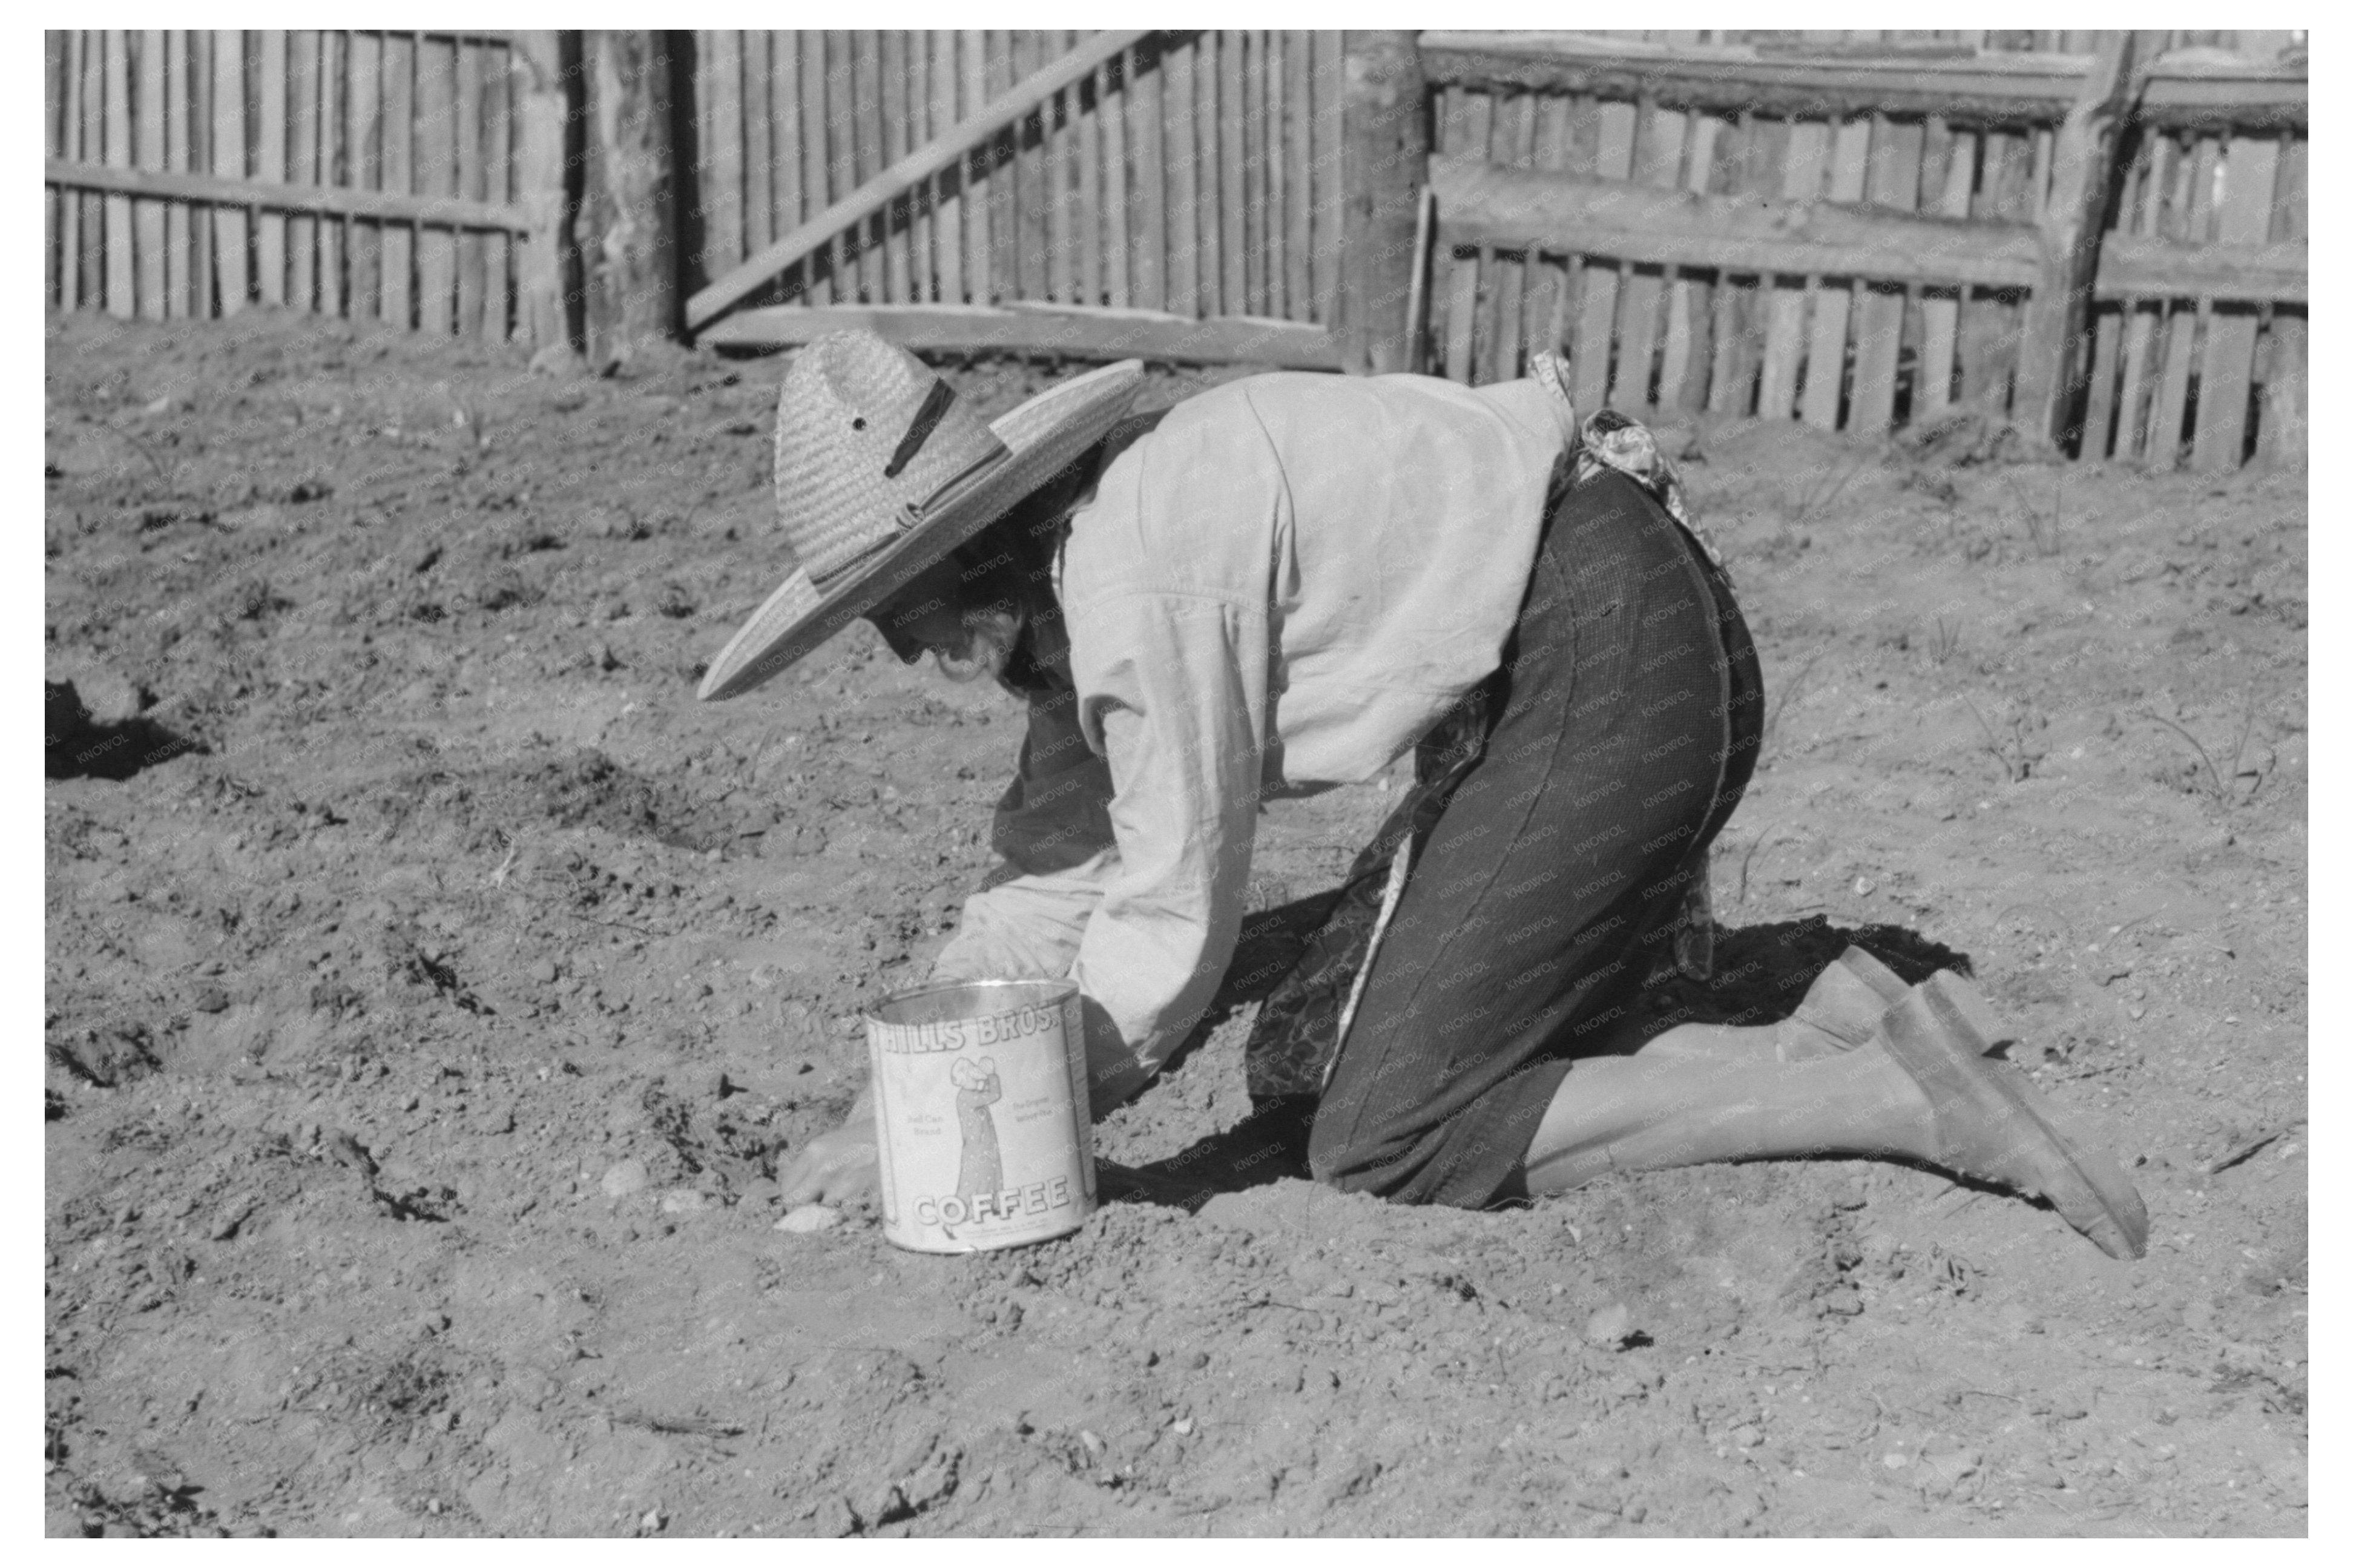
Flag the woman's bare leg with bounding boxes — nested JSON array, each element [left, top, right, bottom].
[[1518, 1030, 1938, 1194]]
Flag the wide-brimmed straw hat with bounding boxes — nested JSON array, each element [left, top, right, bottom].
[[697, 332, 1145, 701]]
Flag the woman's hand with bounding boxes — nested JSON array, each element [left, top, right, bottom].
[[777, 1090, 881, 1207]]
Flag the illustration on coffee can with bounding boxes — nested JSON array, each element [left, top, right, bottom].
[[865, 978, 1096, 1253]]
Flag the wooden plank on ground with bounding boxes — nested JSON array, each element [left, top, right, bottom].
[[1848, 113, 1921, 433], [1165, 36, 1199, 316], [255, 30, 286, 307], [1799, 114, 1869, 427], [415, 35, 455, 333], [703, 301, 1344, 367], [104, 30, 133, 318], [381, 33, 415, 328], [2191, 134, 2278, 470], [209, 31, 246, 314]]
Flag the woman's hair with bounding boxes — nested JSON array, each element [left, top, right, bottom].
[[939, 453, 1091, 696]]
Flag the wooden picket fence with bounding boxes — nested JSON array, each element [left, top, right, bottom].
[[1418, 30, 2308, 469], [42, 29, 555, 343], [43, 28, 2307, 470]]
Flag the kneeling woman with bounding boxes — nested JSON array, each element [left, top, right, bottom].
[[704, 332, 2145, 1260]]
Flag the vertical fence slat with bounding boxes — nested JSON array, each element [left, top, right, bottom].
[[986, 33, 1020, 305], [1218, 31, 1246, 316], [2191, 136, 2277, 470], [133, 31, 166, 320], [2144, 134, 2208, 463], [1130, 42, 1163, 311], [104, 31, 134, 318], [1491, 93, 1537, 380], [880, 30, 910, 301], [317, 32, 345, 319], [1193, 33, 1223, 315], [1165, 36, 1199, 316], [81, 32, 107, 311], [1567, 99, 1634, 410], [345, 32, 380, 323], [1656, 111, 1720, 413], [456, 41, 488, 337], [852, 31, 885, 301], [1800, 115, 1869, 428], [255, 31, 286, 307], [56, 32, 82, 309], [958, 32, 991, 306], [1242, 32, 1269, 318], [190, 31, 216, 317], [1917, 117, 1975, 415], [800, 33, 832, 304], [1104, 49, 1131, 309], [45, 33, 64, 308], [482, 38, 510, 338], [746, 30, 777, 265], [1311, 30, 1343, 326], [209, 32, 246, 314], [291, 31, 323, 314], [2258, 130, 2306, 467], [929, 33, 965, 303], [1074, 48, 1102, 308], [1848, 113, 1921, 433], [1756, 120, 1825, 420], [823, 31, 858, 300], [907, 34, 935, 302], [772, 33, 803, 257], [162, 32, 193, 316], [380, 33, 413, 328], [1277, 33, 1306, 320], [1611, 99, 1682, 406], [414, 35, 454, 334], [1004, 31, 1039, 301], [703, 32, 742, 280]]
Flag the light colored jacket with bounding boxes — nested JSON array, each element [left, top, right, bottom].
[[931, 369, 1577, 1105]]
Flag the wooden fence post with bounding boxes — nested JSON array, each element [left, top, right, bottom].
[[512, 30, 577, 363], [1338, 30, 1426, 376], [581, 29, 680, 369], [2015, 30, 2141, 450]]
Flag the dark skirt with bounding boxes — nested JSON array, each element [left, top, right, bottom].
[[1288, 468, 1765, 1208]]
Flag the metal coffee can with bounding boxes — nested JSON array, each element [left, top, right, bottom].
[[864, 978, 1096, 1254]]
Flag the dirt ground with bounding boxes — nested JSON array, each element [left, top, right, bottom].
[[44, 308, 2306, 1538]]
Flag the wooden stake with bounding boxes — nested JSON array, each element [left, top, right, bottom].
[[581, 30, 680, 366], [1338, 30, 1426, 374], [2015, 30, 2141, 451]]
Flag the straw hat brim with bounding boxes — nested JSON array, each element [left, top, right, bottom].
[[697, 358, 1147, 702]]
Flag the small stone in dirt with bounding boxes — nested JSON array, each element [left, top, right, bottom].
[[775, 1203, 842, 1234], [194, 987, 231, 1014], [208, 1197, 259, 1242], [528, 958, 559, 985], [1185, 1349, 1211, 1370], [659, 1187, 705, 1216], [601, 1158, 650, 1199], [472, 1103, 515, 1136], [1882, 1452, 1911, 1469], [1171, 1417, 1195, 1436], [739, 1177, 782, 1211], [1584, 1302, 1634, 1348]]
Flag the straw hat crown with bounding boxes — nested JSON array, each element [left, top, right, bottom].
[[773, 332, 1010, 587]]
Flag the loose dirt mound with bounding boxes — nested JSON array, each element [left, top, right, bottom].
[[45, 310, 2305, 1537]]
